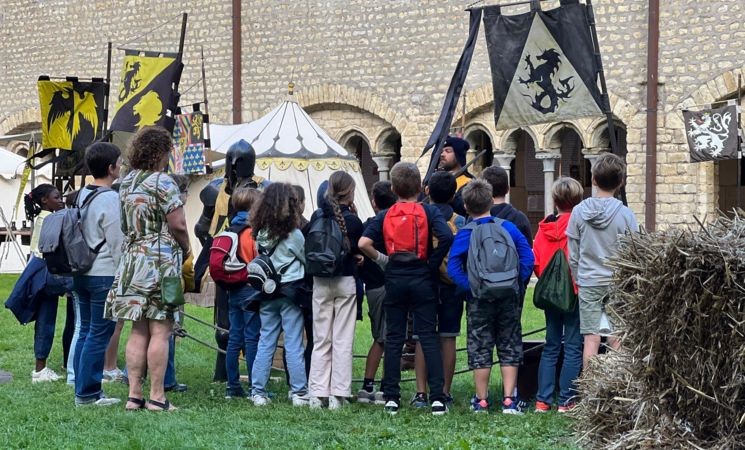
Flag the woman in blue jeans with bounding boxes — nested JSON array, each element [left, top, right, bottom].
[[249, 183, 308, 407], [225, 188, 262, 398], [533, 177, 584, 413], [72, 142, 125, 406]]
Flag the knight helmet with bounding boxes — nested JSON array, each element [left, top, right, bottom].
[[225, 139, 257, 194]]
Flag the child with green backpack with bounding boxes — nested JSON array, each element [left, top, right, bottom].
[[532, 177, 584, 414]]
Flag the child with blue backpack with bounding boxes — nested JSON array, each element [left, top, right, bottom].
[[447, 180, 534, 414]]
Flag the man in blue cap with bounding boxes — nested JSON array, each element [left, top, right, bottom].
[[439, 136, 473, 192]]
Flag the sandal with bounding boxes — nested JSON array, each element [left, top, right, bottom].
[[146, 398, 177, 412], [125, 397, 146, 411]]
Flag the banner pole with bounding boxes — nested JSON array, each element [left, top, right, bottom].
[[737, 74, 742, 212], [104, 41, 112, 137], [201, 45, 212, 168], [585, 0, 618, 154]]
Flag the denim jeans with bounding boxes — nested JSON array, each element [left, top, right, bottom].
[[226, 286, 261, 389], [536, 306, 582, 405], [66, 293, 81, 384], [73, 276, 116, 403], [34, 294, 59, 360], [251, 295, 307, 397]]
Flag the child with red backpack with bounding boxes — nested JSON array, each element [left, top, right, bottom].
[[211, 188, 263, 399], [359, 162, 453, 416]]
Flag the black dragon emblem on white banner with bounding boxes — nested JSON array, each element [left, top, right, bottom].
[[518, 49, 574, 114]]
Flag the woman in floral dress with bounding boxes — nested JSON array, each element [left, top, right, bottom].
[[105, 127, 192, 411]]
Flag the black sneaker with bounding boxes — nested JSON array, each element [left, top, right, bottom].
[[443, 393, 454, 409], [431, 400, 448, 416], [384, 400, 400, 415], [410, 392, 428, 409], [225, 387, 247, 399]]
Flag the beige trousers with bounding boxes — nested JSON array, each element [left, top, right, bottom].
[[309, 276, 357, 397]]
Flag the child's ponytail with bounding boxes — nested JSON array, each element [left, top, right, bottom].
[[24, 184, 57, 221]]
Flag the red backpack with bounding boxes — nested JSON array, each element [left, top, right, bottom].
[[209, 224, 256, 290], [382, 202, 429, 262]]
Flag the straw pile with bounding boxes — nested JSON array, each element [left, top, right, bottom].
[[572, 213, 745, 449]]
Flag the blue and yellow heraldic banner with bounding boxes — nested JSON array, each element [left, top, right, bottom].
[[110, 49, 183, 134]]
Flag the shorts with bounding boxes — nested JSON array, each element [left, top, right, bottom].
[[579, 285, 612, 335], [466, 294, 522, 369], [366, 286, 386, 343], [437, 283, 464, 337]]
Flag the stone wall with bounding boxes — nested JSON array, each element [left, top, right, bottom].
[[0, 1, 744, 228]]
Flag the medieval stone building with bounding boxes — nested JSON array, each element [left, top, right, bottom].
[[0, 0, 743, 232]]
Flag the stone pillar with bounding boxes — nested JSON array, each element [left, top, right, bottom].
[[466, 148, 480, 174], [493, 154, 516, 204], [584, 153, 600, 197], [536, 153, 560, 216], [372, 154, 395, 181]]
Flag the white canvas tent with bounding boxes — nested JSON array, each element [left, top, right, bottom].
[[0, 147, 53, 273], [208, 99, 375, 220]]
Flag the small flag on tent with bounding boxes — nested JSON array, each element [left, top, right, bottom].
[[170, 112, 206, 175], [37, 78, 106, 151], [483, 2, 605, 130], [109, 49, 183, 134], [683, 105, 740, 162]]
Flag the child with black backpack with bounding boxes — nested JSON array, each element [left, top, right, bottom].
[[305, 171, 363, 409], [359, 162, 453, 416], [447, 180, 534, 414], [223, 187, 262, 399]]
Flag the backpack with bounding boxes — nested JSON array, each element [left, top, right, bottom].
[[382, 202, 429, 263], [305, 213, 347, 277], [436, 212, 462, 284], [209, 224, 255, 290], [38, 187, 111, 275], [533, 249, 577, 313], [465, 218, 520, 299], [247, 243, 296, 297]]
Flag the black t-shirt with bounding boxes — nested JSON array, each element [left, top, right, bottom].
[[490, 203, 533, 247]]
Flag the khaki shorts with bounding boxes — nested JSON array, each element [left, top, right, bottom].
[[578, 285, 613, 335], [366, 286, 386, 343]]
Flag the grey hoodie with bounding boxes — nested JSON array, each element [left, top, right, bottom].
[[566, 197, 638, 287]]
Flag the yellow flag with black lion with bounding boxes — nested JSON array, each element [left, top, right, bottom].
[[110, 49, 183, 133]]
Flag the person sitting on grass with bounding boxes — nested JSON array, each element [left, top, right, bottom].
[[533, 177, 584, 414], [447, 180, 534, 414]]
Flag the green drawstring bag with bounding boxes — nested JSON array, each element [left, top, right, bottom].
[[533, 249, 577, 313]]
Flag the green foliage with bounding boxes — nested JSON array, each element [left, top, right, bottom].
[[0, 276, 573, 449]]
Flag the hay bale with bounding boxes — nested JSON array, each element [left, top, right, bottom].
[[572, 213, 745, 449]]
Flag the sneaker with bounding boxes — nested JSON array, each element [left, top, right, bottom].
[[102, 368, 124, 383], [443, 393, 454, 409], [31, 367, 60, 383], [251, 394, 271, 406], [410, 392, 428, 409], [558, 402, 577, 413], [309, 396, 324, 409], [291, 394, 309, 407], [384, 400, 400, 415], [373, 391, 386, 405], [357, 388, 377, 404], [502, 397, 524, 415], [535, 401, 551, 413], [225, 387, 248, 399], [431, 400, 448, 416], [328, 396, 349, 410], [470, 395, 489, 413], [76, 395, 121, 407]]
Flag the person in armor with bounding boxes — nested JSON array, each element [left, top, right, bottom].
[[194, 140, 269, 381]]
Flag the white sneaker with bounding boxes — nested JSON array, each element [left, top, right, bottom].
[[328, 396, 349, 410], [252, 394, 271, 406], [291, 394, 309, 407], [309, 396, 324, 409], [94, 397, 121, 406], [102, 368, 124, 383], [31, 367, 60, 383], [357, 388, 385, 404]]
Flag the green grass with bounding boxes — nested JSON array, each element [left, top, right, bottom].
[[0, 275, 575, 449]]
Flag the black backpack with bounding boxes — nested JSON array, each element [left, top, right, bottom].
[[304, 213, 347, 277], [247, 243, 296, 297]]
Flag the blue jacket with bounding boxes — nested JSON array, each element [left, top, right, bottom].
[[447, 216, 534, 295], [4, 256, 71, 325]]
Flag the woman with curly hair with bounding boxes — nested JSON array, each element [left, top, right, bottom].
[[249, 182, 309, 407], [105, 126, 191, 412]]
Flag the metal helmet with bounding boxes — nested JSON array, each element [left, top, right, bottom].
[[224, 139, 257, 194]]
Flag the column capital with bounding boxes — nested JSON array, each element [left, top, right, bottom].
[[372, 154, 395, 170], [534, 152, 561, 160], [493, 153, 515, 169]]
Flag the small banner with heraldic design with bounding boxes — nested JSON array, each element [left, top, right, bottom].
[[170, 112, 206, 175], [38, 78, 106, 151], [683, 105, 741, 162]]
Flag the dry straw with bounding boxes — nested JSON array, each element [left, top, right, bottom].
[[572, 212, 745, 449]]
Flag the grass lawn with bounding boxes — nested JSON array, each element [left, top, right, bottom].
[[0, 274, 576, 449]]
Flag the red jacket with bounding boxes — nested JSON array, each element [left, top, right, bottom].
[[532, 213, 577, 293]]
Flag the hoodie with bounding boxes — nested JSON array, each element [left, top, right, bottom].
[[256, 228, 306, 284], [533, 213, 578, 294], [566, 197, 638, 287]]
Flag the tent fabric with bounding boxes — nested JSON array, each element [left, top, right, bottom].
[[0, 147, 53, 181]]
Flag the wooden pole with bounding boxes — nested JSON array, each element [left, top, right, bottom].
[[201, 46, 212, 167], [737, 75, 742, 211]]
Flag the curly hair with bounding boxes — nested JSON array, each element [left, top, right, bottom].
[[250, 183, 300, 241], [325, 171, 355, 251], [24, 184, 58, 221], [127, 126, 173, 171]]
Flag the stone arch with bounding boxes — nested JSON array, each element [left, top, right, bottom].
[[679, 67, 745, 110], [293, 84, 408, 136], [588, 119, 628, 151], [0, 107, 41, 136], [500, 127, 538, 154], [373, 127, 402, 157], [337, 127, 372, 148], [542, 121, 585, 150]]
